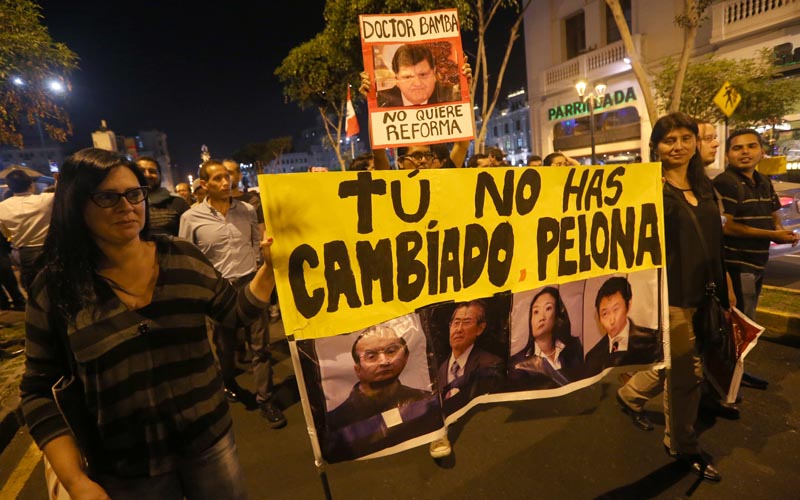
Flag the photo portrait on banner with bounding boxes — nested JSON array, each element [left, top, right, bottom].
[[297, 313, 443, 462]]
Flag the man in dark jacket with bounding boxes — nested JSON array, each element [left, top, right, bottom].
[[136, 156, 189, 237]]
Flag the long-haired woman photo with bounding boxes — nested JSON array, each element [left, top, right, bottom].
[[509, 287, 583, 388]]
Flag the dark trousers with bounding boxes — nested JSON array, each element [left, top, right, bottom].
[[18, 246, 44, 294], [212, 273, 274, 402], [0, 249, 25, 309]]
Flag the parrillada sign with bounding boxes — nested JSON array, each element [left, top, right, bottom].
[[548, 87, 637, 121]]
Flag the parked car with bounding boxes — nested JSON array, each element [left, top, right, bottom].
[[770, 180, 800, 258]]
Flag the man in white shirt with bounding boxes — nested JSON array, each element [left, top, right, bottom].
[[0, 168, 54, 292]]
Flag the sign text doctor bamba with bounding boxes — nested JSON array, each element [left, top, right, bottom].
[[260, 165, 665, 340]]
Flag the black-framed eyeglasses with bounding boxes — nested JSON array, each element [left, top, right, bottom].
[[402, 152, 433, 162], [89, 187, 149, 208]]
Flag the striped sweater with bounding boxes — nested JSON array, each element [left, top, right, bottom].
[[20, 237, 267, 477]]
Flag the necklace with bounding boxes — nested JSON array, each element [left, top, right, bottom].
[[666, 179, 692, 191]]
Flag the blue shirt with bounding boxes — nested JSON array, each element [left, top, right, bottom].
[[179, 198, 260, 279]]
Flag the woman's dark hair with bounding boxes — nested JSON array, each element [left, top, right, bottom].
[[649, 112, 710, 195], [542, 152, 565, 166], [43, 148, 150, 319], [527, 286, 572, 349]]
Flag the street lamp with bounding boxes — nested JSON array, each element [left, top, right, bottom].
[[575, 80, 607, 165]]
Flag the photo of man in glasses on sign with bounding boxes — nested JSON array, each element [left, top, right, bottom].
[[317, 319, 441, 461]]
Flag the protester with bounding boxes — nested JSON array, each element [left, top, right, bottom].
[[135, 156, 189, 236], [527, 155, 543, 166], [509, 287, 583, 387], [191, 178, 207, 205], [466, 153, 491, 168], [617, 112, 729, 481], [20, 148, 275, 499], [697, 122, 720, 168], [180, 159, 286, 429], [0, 168, 54, 293], [485, 147, 506, 166], [695, 120, 742, 419], [349, 153, 374, 171], [543, 152, 579, 167], [0, 235, 25, 311], [175, 182, 193, 205]]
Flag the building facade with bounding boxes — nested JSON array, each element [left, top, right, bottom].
[[523, 0, 800, 167], [480, 89, 533, 166]]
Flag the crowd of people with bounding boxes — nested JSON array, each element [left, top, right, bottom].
[[1, 57, 794, 497]]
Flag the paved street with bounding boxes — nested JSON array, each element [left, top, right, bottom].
[[764, 253, 800, 290], [2, 319, 798, 500]]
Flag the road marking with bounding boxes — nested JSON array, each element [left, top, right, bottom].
[[0, 441, 41, 499]]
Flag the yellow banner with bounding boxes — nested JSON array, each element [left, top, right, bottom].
[[261, 165, 665, 340]]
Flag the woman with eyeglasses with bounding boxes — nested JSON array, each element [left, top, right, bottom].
[[20, 148, 275, 499]]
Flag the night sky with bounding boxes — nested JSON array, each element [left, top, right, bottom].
[[37, 1, 525, 180]]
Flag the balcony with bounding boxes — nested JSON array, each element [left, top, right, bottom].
[[710, 0, 800, 45], [542, 36, 641, 95]]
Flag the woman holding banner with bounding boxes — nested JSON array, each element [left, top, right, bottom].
[[20, 148, 276, 499], [509, 287, 583, 388], [617, 112, 727, 482]]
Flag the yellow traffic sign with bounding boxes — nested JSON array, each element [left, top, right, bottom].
[[713, 81, 741, 117]]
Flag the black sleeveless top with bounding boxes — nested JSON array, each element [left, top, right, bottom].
[[663, 181, 728, 309]]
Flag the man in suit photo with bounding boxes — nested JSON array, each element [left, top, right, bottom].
[[430, 300, 504, 458], [377, 44, 458, 108], [584, 277, 662, 376]]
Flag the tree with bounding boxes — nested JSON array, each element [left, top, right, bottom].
[[275, 32, 354, 170], [467, 0, 533, 152], [0, 0, 78, 148], [669, 0, 715, 112], [604, 0, 658, 126], [232, 136, 293, 173], [654, 49, 800, 129]]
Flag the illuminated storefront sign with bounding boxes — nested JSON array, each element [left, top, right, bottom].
[[548, 87, 637, 121]]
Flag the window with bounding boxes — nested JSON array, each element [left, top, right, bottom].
[[493, 126, 498, 136], [515, 120, 521, 131], [606, 0, 632, 44], [565, 11, 586, 60], [504, 123, 509, 134]]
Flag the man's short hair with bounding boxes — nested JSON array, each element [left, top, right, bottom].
[[430, 144, 450, 162], [6, 168, 34, 194], [467, 153, 488, 168], [198, 159, 225, 181], [349, 153, 373, 171], [486, 147, 505, 162], [450, 300, 488, 324], [594, 276, 633, 311], [726, 129, 762, 152], [350, 325, 409, 364], [391, 44, 435, 73], [527, 155, 542, 164]]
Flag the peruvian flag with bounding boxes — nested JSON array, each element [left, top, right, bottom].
[[346, 86, 359, 138]]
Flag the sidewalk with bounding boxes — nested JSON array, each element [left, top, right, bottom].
[[1, 286, 798, 457]]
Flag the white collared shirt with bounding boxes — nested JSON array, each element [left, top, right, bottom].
[[608, 319, 631, 353], [447, 344, 474, 383], [0, 192, 54, 248], [534, 339, 566, 370]]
